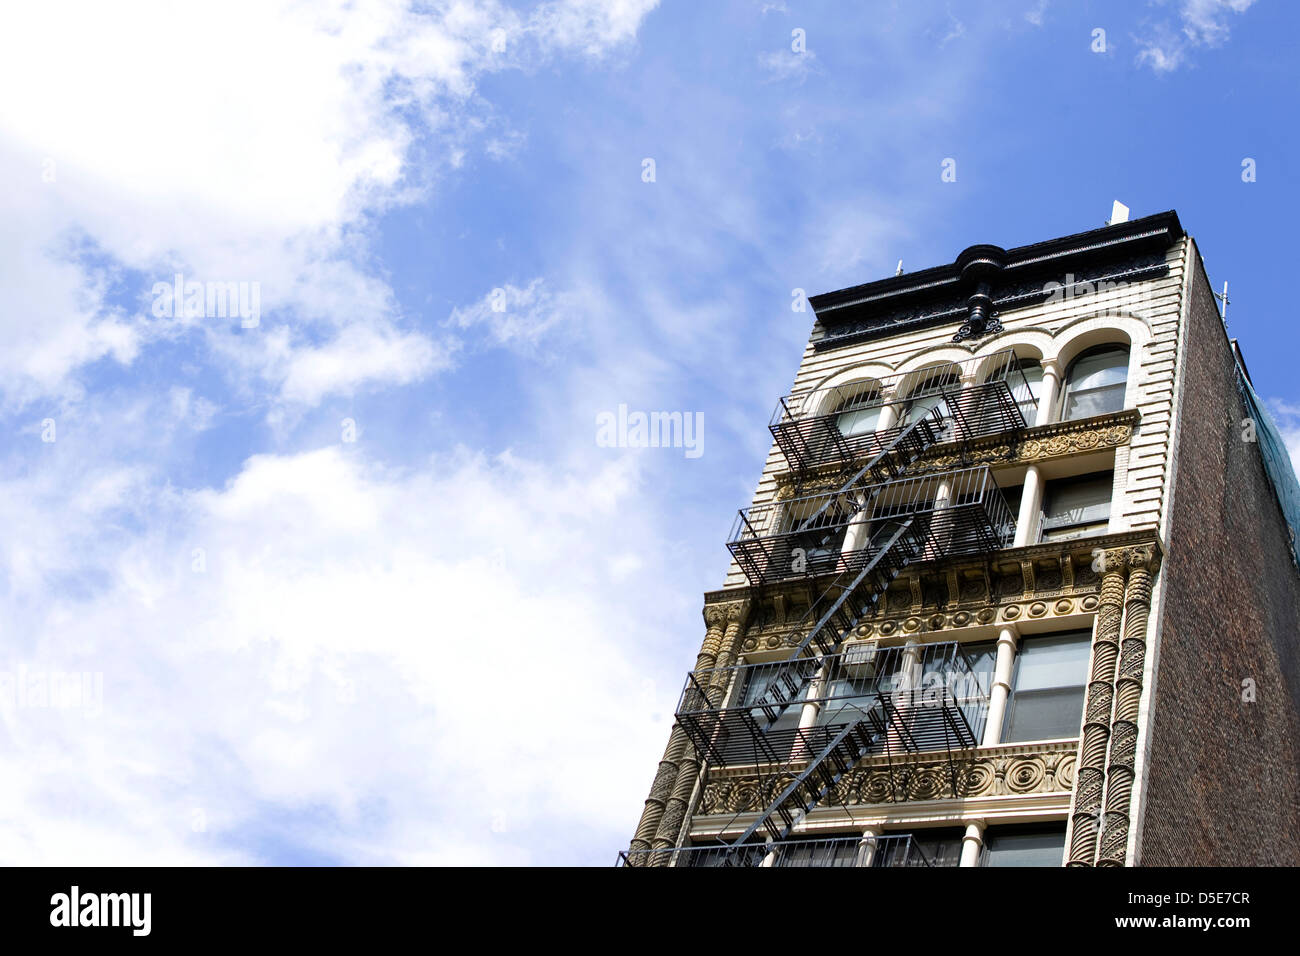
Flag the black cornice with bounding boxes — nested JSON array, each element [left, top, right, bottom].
[[809, 210, 1184, 350]]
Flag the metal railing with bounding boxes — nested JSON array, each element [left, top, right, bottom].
[[728, 466, 1015, 586], [676, 640, 989, 768], [617, 833, 939, 868], [770, 349, 1037, 472]]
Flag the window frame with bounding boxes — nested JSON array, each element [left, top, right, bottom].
[[1001, 629, 1093, 744], [1038, 470, 1114, 542], [1060, 344, 1130, 421]]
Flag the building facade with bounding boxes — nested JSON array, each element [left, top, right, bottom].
[[623, 210, 1300, 867]]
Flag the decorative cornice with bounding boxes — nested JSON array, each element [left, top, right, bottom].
[[809, 211, 1183, 351], [707, 529, 1162, 613]]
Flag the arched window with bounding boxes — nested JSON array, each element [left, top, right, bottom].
[[1008, 357, 1043, 424], [1061, 345, 1129, 420], [900, 368, 960, 432], [831, 385, 884, 437]]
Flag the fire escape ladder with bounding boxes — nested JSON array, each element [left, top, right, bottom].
[[746, 518, 922, 733], [788, 408, 942, 536], [728, 712, 882, 850]]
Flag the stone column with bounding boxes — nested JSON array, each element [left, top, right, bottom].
[[1036, 359, 1062, 427], [981, 624, 1019, 747], [1067, 552, 1126, 866], [1013, 465, 1044, 547], [628, 729, 688, 863], [797, 661, 828, 731], [959, 819, 987, 867], [876, 384, 900, 433], [1097, 548, 1157, 866], [855, 826, 883, 867], [627, 603, 730, 864], [694, 605, 728, 673], [649, 600, 750, 863]]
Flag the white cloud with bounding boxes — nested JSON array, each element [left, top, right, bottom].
[[276, 324, 453, 406], [1136, 0, 1256, 73], [448, 278, 576, 348], [759, 48, 819, 83], [0, 442, 681, 864], [532, 0, 660, 58], [0, 0, 659, 405]]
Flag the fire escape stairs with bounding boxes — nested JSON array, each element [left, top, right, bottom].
[[684, 410, 952, 864]]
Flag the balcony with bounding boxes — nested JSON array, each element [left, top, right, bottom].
[[676, 640, 989, 769], [770, 349, 1036, 473], [617, 833, 944, 868], [728, 465, 1015, 587]]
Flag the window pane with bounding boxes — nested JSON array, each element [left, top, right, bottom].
[[1064, 382, 1125, 419], [1012, 632, 1091, 690], [983, 825, 1067, 867], [906, 829, 963, 868], [1010, 361, 1043, 420], [776, 840, 863, 868], [1064, 347, 1128, 421], [837, 405, 883, 437], [1069, 349, 1128, 389], [1002, 632, 1091, 742], [905, 392, 950, 424], [1004, 687, 1085, 740], [1042, 473, 1112, 533]]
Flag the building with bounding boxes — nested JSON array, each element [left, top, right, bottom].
[[622, 210, 1300, 867]]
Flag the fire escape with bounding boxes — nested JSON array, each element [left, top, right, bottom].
[[634, 350, 1034, 866]]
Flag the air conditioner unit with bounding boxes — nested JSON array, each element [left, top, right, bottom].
[[842, 641, 879, 679]]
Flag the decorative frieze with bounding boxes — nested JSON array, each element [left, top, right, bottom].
[[731, 542, 1109, 656], [695, 741, 1078, 815]]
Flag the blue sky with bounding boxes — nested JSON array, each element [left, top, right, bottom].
[[0, 0, 1292, 865]]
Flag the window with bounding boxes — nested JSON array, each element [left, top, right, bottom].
[[981, 823, 1067, 867], [900, 368, 960, 435], [1062, 345, 1129, 420], [775, 840, 865, 868], [1008, 357, 1043, 423], [898, 828, 963, 868], [1039, 471, 1112, 542], [999, 483, 1024, 540], [1002, 631, 1092, 742], [781, 496, 852, 575], [832, 387, 885, 438], [952, 641, 995, 736], [740, 667, 802, 735]]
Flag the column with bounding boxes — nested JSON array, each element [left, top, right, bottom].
[[855, 826, 883, 867], [1097, 548, 1157, 866], [1067, 553, 1126, 866], [627, 602, 731, 863], [1013, 465, 1044, 547], [981, 624, 1019, 747], [631, 608, 727, 861], [1035, 360, 1062, 428], [959, 819, 987, 867], [876, 384, 900, 433], [629, 728, 688, 861], [798, 661, 828, 731], [649, 600, 750, 862]]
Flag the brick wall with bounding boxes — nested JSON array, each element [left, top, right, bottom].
[[1138, 257, 1300, 865]]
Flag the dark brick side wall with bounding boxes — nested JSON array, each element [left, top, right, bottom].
[[1138, 255, 1300, 865]]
